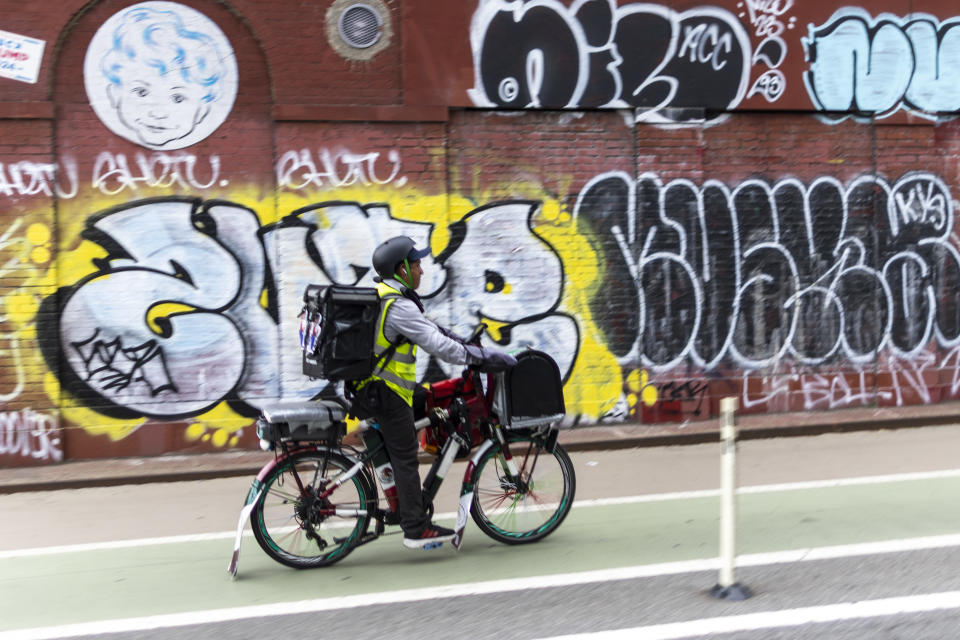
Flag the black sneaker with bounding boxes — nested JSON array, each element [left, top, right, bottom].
[[403, 523, 456, 550]]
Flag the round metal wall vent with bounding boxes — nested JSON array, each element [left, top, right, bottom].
[[326, 0, 392, 61], [339, 4, 382, 49]]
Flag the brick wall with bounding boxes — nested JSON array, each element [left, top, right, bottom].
[[2, 0, 960, 466]]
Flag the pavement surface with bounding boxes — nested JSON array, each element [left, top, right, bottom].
[[4, 427, 960, 639], [2, 401, 960, 494]]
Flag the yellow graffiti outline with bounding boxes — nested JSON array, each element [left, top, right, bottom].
[[46, 186, 278, 444], [12, 177, 622, 444]]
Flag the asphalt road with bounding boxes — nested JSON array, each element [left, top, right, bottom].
[[2, 425, 960, 639]]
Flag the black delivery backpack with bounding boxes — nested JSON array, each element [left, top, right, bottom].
[[300, 284, 382, 382]]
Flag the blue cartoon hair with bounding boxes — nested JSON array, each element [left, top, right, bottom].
[[100, 5, 227, 104]]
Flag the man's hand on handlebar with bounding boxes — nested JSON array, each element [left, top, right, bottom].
[[464, 344, 517, 372]]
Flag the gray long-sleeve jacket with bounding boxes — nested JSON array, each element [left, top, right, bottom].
[[380, 279, 470, 365]]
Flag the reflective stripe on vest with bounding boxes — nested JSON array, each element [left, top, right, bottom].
[[370, 282, 418, 405]]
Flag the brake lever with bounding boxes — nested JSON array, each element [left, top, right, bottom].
[[467, 322, 487, 346]]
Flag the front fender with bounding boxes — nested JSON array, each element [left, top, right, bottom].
[[452, 438, 497, 549]]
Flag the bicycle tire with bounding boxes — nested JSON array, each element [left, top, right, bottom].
[[251, 449, 374, 569], [470, 433, 576, 544]]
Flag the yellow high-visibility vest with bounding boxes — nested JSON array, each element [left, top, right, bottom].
[[368, 282, 418, 405]]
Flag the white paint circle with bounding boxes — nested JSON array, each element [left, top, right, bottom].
[[498, 77, 519, 103], [83, 1, 238, 151]]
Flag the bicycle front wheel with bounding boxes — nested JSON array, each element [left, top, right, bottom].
[[251, 449, 373, 569], [471, 433, 576, 544]]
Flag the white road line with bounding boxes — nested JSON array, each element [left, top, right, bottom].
[[575, 467, 960, 508], [4, 534, 960, 640], [532, 590, 960, 639], [0, 531, 237, 559], [3, 467, 960, 559]]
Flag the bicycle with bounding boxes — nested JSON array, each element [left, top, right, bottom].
[[227, 330, 576, 575]]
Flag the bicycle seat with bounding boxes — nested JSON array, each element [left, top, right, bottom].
[[257, 400, 347, 442]]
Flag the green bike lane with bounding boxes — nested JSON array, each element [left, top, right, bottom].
[[2, 473, 960, 635]]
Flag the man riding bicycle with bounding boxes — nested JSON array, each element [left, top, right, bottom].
[[350, 236, 516, 549]]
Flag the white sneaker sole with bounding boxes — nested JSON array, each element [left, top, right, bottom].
[[403, 534, 455, 550]]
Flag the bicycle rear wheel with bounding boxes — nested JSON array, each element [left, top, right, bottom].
[[251, 449, 373, 569], [471, 433, 576, 544]]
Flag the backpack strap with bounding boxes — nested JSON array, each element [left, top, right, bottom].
[[372, 333, 409, 372], [343, 292, 411, 419], [344, 335, 410, 420]]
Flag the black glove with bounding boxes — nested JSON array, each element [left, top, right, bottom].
[[464, 345, 518, 372]]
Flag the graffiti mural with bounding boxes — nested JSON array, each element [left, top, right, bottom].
[[2, 152, 223, 198], [277, 148, 409, 190], [0, 159, 77, 198], [0, 409, 62, 462], [468, 0, 752, 121], [739, 354, 946, 413], [38, 196, 579, 423], [804, 9, 960, 120], [574, 170, 960, 372], [9, 0, 960, 469], [14, 144, 960, 455], [83, 1, 238, 150], [0, 214, 59, 464], [740, 0, 796, 102], [432, 201, 579, 379], [44, 198, 276, 419], [92, 152, 222, 194]]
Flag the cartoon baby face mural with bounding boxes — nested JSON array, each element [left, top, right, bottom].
[[83, 1, 237, 150]]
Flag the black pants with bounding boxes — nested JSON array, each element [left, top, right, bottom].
[[365, 381, 429, 536]]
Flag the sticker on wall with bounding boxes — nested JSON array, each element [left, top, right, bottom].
[[83, 1, 238, 150], [0, 29, 46, 84]]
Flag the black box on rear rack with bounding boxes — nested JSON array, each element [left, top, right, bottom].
[[493, 350, 566, 429], [301, 284, 381, 381]]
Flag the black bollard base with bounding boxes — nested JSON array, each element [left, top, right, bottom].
[[710, 582, 753, 601]]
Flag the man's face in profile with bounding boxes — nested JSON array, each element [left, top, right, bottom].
[[108, 60, 210, 148]]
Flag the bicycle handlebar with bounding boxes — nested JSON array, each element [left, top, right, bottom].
[[466, 322, 487, 345]]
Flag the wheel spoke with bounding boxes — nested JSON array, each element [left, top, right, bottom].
[[251, 451, 371, 568], [265, 486, 301, 503], [471, 437, 575, 543]]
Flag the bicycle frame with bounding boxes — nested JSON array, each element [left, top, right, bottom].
[[229, 356, 568, 577], [229, 419, 478, 576]]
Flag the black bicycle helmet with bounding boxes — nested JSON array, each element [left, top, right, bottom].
[[372, 236, 430, 281]]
